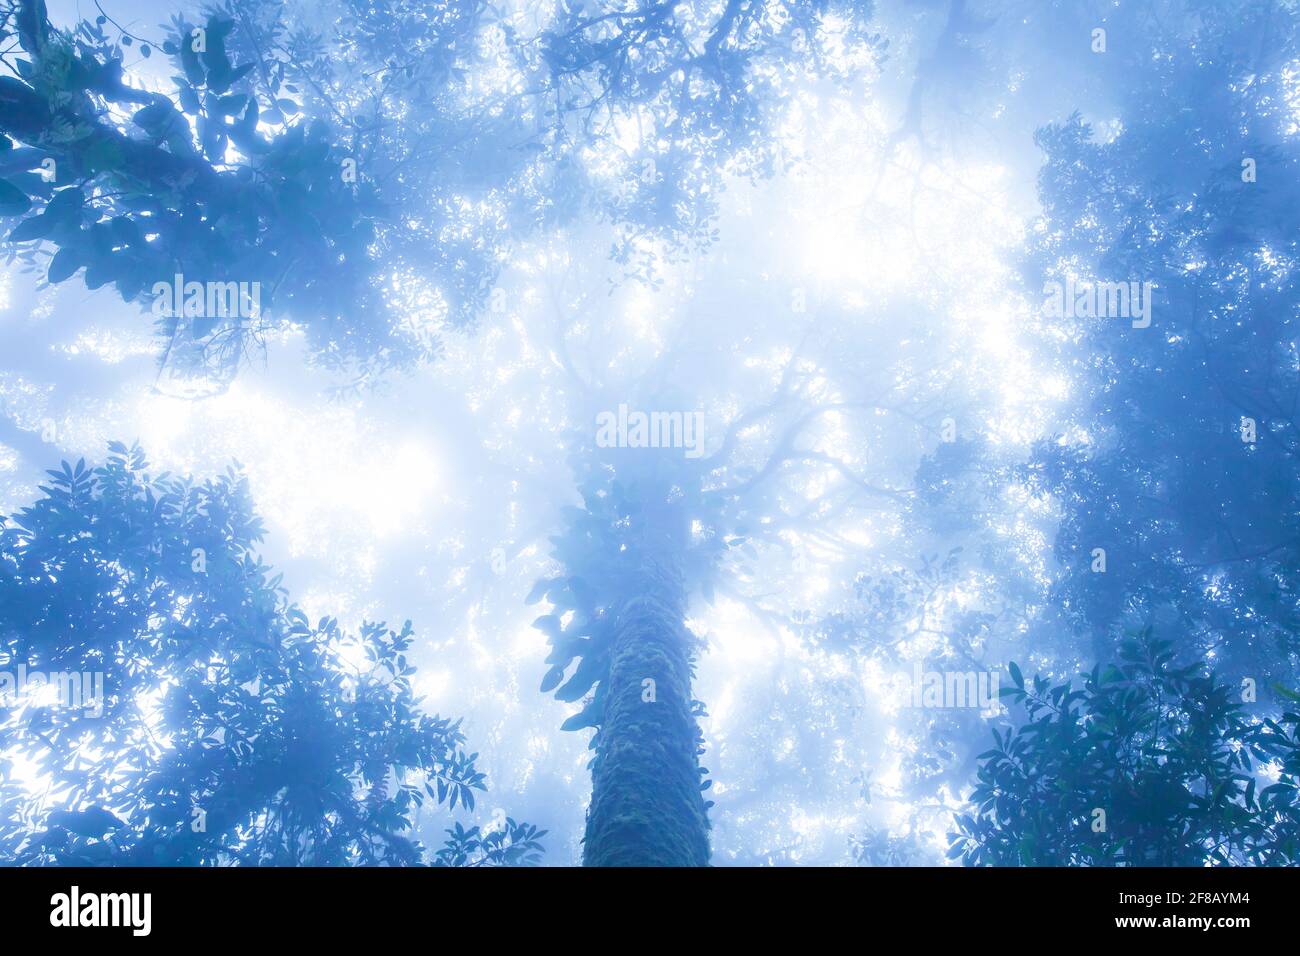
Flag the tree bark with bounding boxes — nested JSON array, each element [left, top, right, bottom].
[[582, 554, 710, 866]]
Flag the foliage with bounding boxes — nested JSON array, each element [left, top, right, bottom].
[[0, 0, 882, 391], [0, 443, 542, 865], [851, 824, 931, 867], [932, 0, 1300, 868], [0, 1, 393, 391], [531, 463, 714, 736], [431, 818, 547, 867], [532, 0, 883, 268], [1022, 0, 1300, 685], [528, 449, 716, 864], [2, 0, 1298, 869], [950, 629, 1300, 866]]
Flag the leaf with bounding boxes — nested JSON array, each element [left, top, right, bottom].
[[178, 83, 201, 114], [559, 698, 602, 731], [228, 63, 256, 86], [539, 665, 566, 694], [524, 578, 552, 605], [1272, 684, 1300, 703], [0, 178, 31, 216], [531, 614, 561, 639], [181, 31, 206, 85], [9, 214, 51, 242], [84, 256, 118, 290], [47, 247, 80, 283], [554, 653, 604, 702], [217, 94, 248, 115], [133, 101, 177, 131], [44, 186, 85, 220], [47, 806, 124, 838]]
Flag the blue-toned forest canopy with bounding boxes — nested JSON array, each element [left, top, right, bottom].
[[0, 0, 1297, 867]]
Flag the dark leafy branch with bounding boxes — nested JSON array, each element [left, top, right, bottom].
[[0, 443, 542, 865]]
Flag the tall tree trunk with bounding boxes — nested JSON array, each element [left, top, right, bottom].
[[582, 554, 711, 866]]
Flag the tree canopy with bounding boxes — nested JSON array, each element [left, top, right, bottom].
[[0, 0, 1298, 869], [0, 443, 545, 865]]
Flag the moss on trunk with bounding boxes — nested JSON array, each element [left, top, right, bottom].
[[582, 556, 710, 866]]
